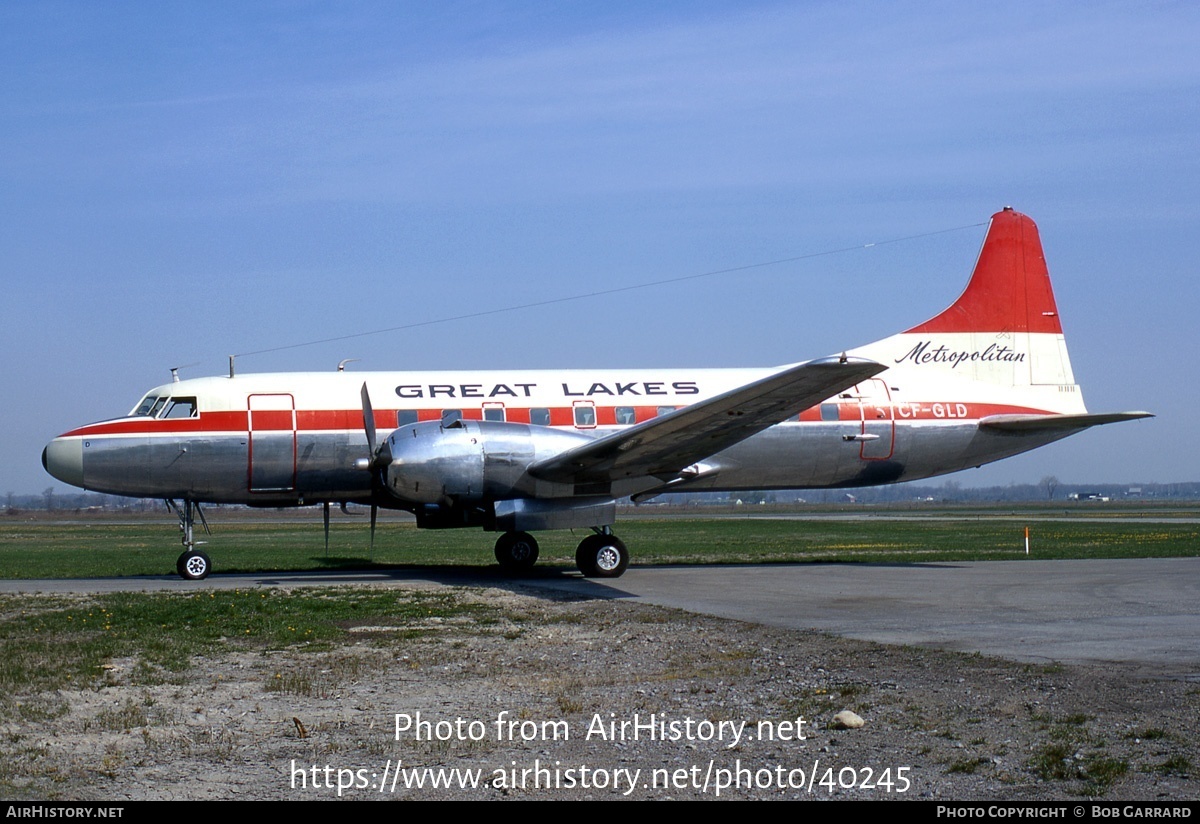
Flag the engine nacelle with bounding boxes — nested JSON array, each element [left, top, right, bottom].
[[383, 419, 594, 506]]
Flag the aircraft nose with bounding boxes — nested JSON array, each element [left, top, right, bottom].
[[43, 438, 84, 488]]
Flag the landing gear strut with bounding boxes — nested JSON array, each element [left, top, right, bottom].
[[167, 499, 212, 580], [494, 531, 539, 572], [575, 529, 629, 578]]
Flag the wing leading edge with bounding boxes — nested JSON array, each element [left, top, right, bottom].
[[528, 356, 886, 485]]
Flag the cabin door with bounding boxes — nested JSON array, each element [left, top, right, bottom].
[[248, 394, 297, 492], [856, 379, 895, 460]]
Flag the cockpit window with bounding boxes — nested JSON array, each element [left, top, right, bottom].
[[162, 397, 198, 419], [131, 395, 199, 418], [133, 395, 160, 416]]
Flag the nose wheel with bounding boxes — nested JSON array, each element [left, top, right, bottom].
[[177, 549, 212, 580]]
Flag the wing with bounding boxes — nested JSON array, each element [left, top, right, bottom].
[[528, 355, 885, 485]]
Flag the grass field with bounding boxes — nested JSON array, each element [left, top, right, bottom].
[[0, 586, 503, 695], [2, 504, 1197, 579], [2, 506, 1197, 800]]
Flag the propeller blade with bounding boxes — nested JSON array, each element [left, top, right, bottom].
[[361, 383, 382, 558], [361, 382, 378, 458]]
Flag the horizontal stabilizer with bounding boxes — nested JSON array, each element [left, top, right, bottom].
[[979, 411, 1154, 432]]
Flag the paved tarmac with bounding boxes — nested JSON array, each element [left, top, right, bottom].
[[551, 558, 1200, 679], [4, 557, 1198, 679]]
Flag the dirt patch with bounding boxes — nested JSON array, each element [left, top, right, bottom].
[[2, 584, 1197, 800]]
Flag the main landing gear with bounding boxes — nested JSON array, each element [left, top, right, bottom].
[[493, 528, 629, 578], [575, 529, 629, 578], [494, 531, 540, 572], [167, 499, 212, 581]]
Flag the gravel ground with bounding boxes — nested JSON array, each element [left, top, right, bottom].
[[3, 582, 1197, 801]]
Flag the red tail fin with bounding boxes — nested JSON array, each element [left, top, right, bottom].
[[905, 207, 1063, 335]]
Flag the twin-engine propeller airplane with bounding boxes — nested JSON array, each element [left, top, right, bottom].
[[43, 208, 1150, 580]]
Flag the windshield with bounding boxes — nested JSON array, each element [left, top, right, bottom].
[[132, 395, 160, 416], [129, 395, 199, 418]]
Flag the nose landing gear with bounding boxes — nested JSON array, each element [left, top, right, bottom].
[[167, 499, 212, 580]]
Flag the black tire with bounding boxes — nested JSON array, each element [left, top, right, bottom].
[[575, 534, 629, 578], [178, 550, 211, 581], [494, 532, 539, 572]]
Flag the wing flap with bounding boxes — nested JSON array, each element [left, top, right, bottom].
[[979, 411, 1154, 432], [529, 356, 885, 484]]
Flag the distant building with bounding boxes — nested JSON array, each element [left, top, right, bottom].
[[1068, 492, 1110, 502]]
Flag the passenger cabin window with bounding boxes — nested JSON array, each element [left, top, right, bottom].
[[161, 397, 198, 419], [574, 406, 596, 427], [397, 410, 418, 426], [530, 408, 551, 426], [441, 409, 462, 426], [656, 406, 677, 417], [820, 403, 839, 422], [483, 406, 505, 422], [615, 406, 636, 425]]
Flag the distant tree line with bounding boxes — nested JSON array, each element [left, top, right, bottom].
[[651, 480, 1200, 506], [9, 480, 1200, 515], [5, 491, 162, 514]]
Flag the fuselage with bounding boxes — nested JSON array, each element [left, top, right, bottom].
[[42, 346, 1083, 508]]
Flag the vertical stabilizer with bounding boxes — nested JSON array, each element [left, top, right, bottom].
[[905, 207, 1063, 337], [852, 207, 1078, 394]]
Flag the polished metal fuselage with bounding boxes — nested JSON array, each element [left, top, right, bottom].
[[43, 365, 1074, 512]]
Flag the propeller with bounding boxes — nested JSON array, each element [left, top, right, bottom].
[[322, 501, 330, 554], [361, 382, 378, 459], [358, 382, 383, 550]]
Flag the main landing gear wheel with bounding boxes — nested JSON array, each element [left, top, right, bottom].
[[575, 534, 629, 578], [494, 531, 540, 573], [177, 549, 212, 581]]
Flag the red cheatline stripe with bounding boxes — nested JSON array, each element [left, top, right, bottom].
[[60, 402, 1056, 438]]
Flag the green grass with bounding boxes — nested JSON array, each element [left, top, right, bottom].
[[0, 588, 505, 694], [1153, 755, 1191, 776], [1, 507, 1198, 579], [1026, 711, 1135, 796], [946, 756, 990, 774]]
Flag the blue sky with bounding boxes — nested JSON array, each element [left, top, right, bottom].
[[2, 1, 1196, 493]]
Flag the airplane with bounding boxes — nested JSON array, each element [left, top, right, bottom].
[[42, 207, 1151, 580]]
